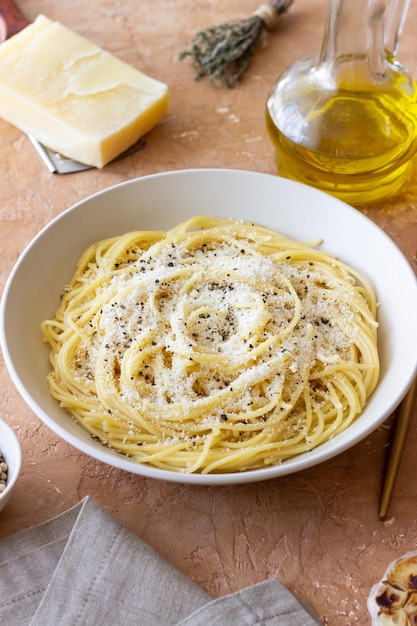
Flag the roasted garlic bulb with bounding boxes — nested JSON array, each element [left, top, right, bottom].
[[368, 551, 417, 625]]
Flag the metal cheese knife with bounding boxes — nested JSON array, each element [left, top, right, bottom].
[[26, 136, 146, 175], [0, 0, 145, 173]]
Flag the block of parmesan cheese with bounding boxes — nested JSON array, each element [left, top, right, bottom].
[[0, 14, 169, 168]]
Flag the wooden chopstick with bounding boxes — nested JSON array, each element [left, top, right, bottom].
[[379, 377, 417, 519]]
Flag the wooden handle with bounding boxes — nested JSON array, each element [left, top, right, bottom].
[[379, 377, 417, 519], [0, 0, 30, 39]]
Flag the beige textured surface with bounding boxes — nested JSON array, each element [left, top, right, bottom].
[[0, 1, 417, 624]]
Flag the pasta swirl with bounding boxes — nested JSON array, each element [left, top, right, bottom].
[[41, 216, 379, 473]]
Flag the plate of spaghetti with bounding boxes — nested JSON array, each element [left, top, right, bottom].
[[1, 169, 417, 484]]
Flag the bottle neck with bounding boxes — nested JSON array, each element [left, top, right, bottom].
[[319, 0, 386, 81]]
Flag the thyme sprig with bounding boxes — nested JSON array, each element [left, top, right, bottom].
[[179, 0, 294, 88]]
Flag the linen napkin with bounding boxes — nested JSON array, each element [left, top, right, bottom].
[[0, 496, 321, 625]]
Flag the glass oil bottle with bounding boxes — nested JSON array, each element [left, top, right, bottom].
[[266, 0, 417, 204]]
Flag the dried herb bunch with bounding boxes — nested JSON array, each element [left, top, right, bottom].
[[179, 0, 294, 88]]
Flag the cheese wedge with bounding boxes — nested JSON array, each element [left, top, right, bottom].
[[0, 14, 169, 168]]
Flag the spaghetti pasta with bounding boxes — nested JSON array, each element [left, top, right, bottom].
[[41, 216, 379, 473]]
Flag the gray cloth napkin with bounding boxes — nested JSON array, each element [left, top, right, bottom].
[[0, 496, 321, 625]]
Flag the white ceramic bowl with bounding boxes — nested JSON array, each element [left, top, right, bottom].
[[1, 169, 417, 485], [0, 418, 21, 511]]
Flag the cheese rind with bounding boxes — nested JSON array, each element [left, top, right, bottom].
[[0, 15, 170, 168]]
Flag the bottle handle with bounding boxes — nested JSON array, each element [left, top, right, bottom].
[[384, 0, 411, 55]]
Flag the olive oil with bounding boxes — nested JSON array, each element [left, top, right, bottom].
[[266, 57, 417, 204]]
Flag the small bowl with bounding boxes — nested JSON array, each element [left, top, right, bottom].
[[0, 418, 21, 512]]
